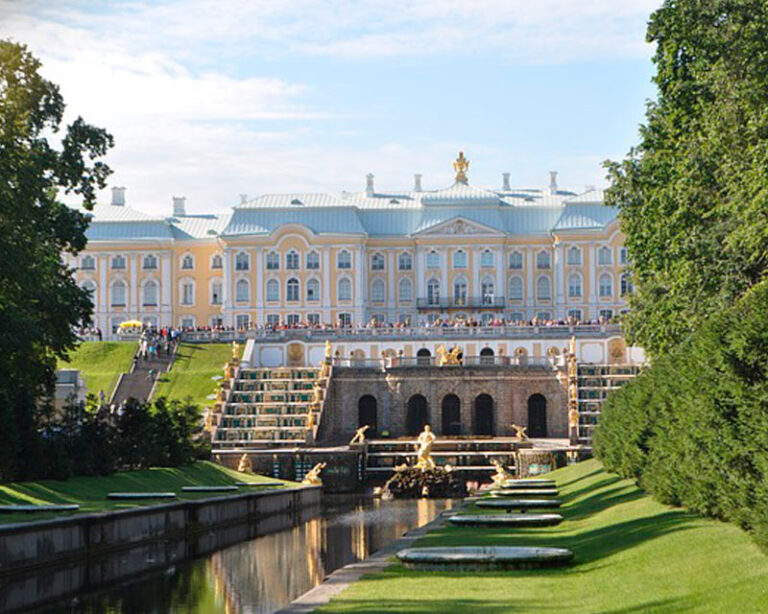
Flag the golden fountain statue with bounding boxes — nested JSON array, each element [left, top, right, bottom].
[[325, 339, 333, 360], [436, 344, 462, 366], [415, 425, 436, 471], [511, 423, 528, 442], [237, 453, 253, 474], [454, 151, 470, 184], [302, 462, 327, 486], [491, 459, 513, 488], [349, 424, 370, 445]]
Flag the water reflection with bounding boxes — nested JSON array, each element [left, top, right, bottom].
[[36, 496, 453, 614]]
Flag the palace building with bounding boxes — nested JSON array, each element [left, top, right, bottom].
[[71, 154, 631, 336]]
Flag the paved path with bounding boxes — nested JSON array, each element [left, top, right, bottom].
[[111, 350, 174, 406]]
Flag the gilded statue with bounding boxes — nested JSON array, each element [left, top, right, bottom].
[[232, 340, 240, 360], [491, 459, 513, 487], [313, 381, 323, 403], [436, 344, 462, 366], [237, 453, 253, 474], [349, 424, 370, 445], [511, 423, 528, 441], [302, 462, 327, 486], [324, 340, 333, 360], [569, 407, 580, 429], [454, 151, 470, 184], [415, 425, 436, 470], [569, 336, 576, 357]]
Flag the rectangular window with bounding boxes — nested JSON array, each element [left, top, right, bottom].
[[286, 313, 300, 326], [620, 247, 629, 265], [338, 312, 352, 327], [266, 314, 280, 327], [599, 309, 614, 320], [398, 313, 410, 325], [286, 252, 300, 270], [480, 251, 494, 268], [235, 314, 250, 329], [306, 252, 320, 269], [453, 251, 467, 268], [371, 253, 385, 270], [181, 317, 195, 328], [567, 309, 583, 321], [508, 252, 523, 269], [426, 251, 440, 269], [182, 283, 194, 305], [537, 311, 552, 320], [536, 252, 551, 269], [111, 255, 125, 270], [307, 313, 320, 326], [567, 248, 582, 266], [210, 316, 223, 327], [598, 247, 612, 266], [266, 252, 280, 270]]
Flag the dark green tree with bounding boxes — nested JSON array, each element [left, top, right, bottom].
[[605, 0, 768, 357], [0, 41, 113, 479]]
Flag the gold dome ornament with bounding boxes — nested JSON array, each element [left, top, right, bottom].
[[454, 151, 470, 184]]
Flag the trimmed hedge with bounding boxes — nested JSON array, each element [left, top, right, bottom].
[[594, 280, 768, 548]]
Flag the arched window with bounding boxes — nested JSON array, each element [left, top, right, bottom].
[[142, 280, 158, 306], [111, 280, 126, 306], [338, 277, 352, 301], [536, 250, 551, 269], [371, 252, 385, 271], [453, 276, 468, 305], [111, 255, 126, 270], [286, 278, 300, 302], [307, 278, 320, 301], [453, 249, 467, 269], [235, 252, 249, 271], [266, 251, 279, 270], [621, 272, 634, 295], [568, 273, 583, 298], [567, 246, 582, 265], [286, 250, 300, 270], [398, 252, 412, 271], [474, 394, 495, 436], [480, 249, 494, 268], [181, 254, 194, 270], [211, 279, 222, 305], [508, 276, 523, 301], [236, 279, 250, 303], [337, 250, 351, 269], [358, 396, 378, 438], [306, 251, 319, 270], [597, 246, 612, 266], [80, 255, 96, 270], [211, 253, 223, 269], [481, 276, 495, 305], [266, 278, 279, 302], [599, 273, 613, 298], [427, 278, 441, 305], [181, 279, 194, 305], [371, 278, 385, 302], [426, 250, 440, 269], [442, 394, 461, 436], [406, 394, 428, 436], [527, 394, 547, 437], [508, 251, 523, 270], [143, 254, 157, 270], [398, 277, 413, 302], [537, 275, 551, 301]]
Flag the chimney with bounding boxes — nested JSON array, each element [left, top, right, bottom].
[[502, 172, 511, 192], [365, 173, 375, 197], [239, 193, 248, 205], [414, 173, 423, 192], [111, 186, 126, 206], [172, 196, 186, 217], [549, 171, 558, 194]]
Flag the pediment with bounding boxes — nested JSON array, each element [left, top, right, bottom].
[[416, 216, 503, 237]]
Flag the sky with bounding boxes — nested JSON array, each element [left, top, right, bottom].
[[2, 0, 661, 215]]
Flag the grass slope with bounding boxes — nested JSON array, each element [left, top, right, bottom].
[[0, 461, 293, 524], [57, 341, 136, 398], [323, 459, 768, 613], [154, 343, 238, 408]]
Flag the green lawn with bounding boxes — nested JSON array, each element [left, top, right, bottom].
[[0, 461, 294, 524], [323, 459, 768, 613], [57, 341, 136, 398], [153, 343, 238, 409]]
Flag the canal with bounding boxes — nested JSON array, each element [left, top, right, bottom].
[[20, 496, 455, 614]]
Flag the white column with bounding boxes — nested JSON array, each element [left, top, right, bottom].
[[99, 254, 108, 335], [588, 245, 597, 318], [221, 248, 232, 326], [526, 248, 535, 315], [131, 254, 139, 318], [415, 246, 425, 298], [554, 242, 565, 318], [495, 248, 504, 301], [387, 249, 396, 317], [472, 248, 481, 296], [355, 245, 365, 323], [440, 249, 448, 298], [322, 248, 331, 323], [160, 252, 172, 327], [254, 248, 264, 324]]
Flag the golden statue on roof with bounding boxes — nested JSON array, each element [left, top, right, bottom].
[[454, 151, 469, 184]]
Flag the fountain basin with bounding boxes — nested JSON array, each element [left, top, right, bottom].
[[181, 486, 240, 493], [501, 479, 555, 488], [490, 489, 559, 497], [476, 498, 562, 510], [106, 492, 176, 500], [448, 513, 563, 527], [397, 546, 573, 570], [0, 504, 80, 513]]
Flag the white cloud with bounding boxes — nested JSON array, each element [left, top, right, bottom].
[[0, 0, 656, 214]]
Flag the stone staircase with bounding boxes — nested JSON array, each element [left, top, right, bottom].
[[110, 349, 174, 406]]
